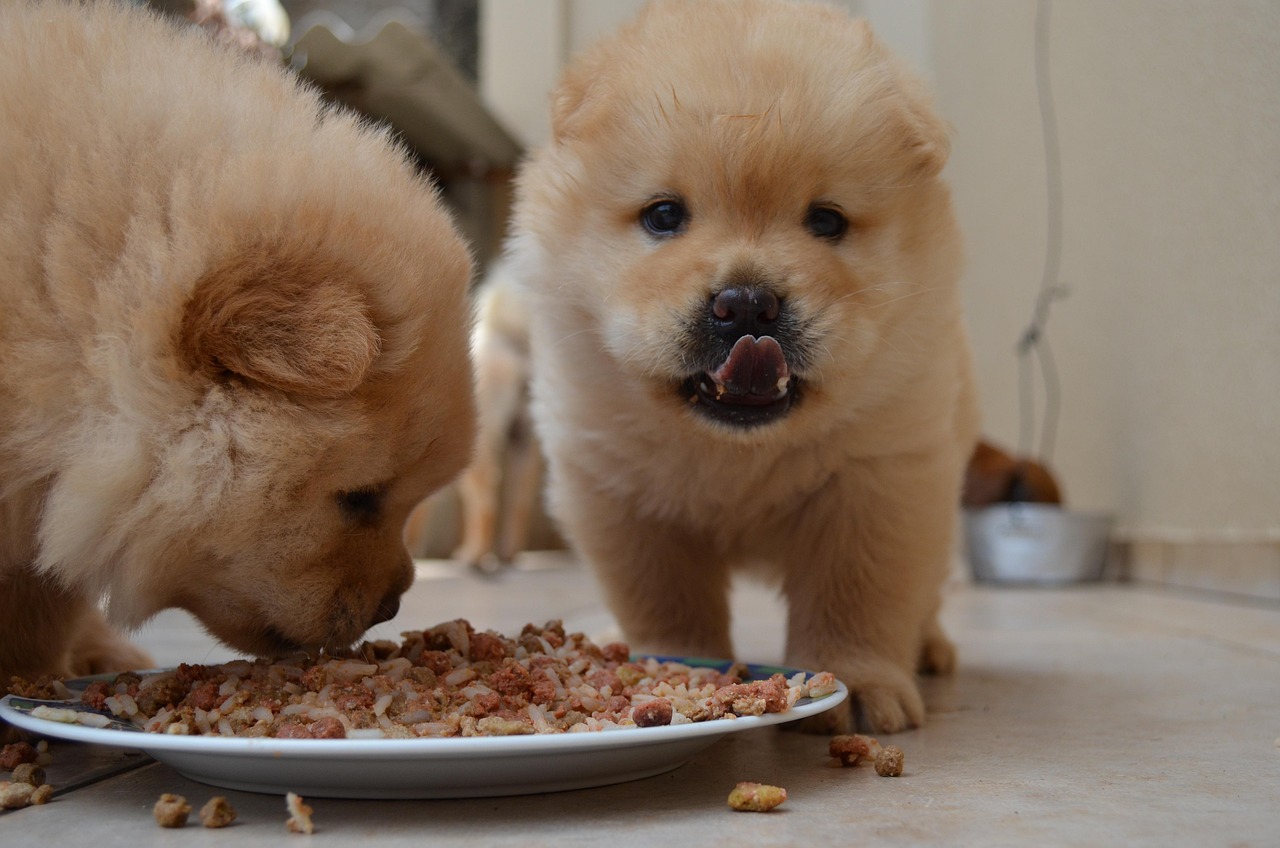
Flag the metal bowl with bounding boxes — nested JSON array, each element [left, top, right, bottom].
[[963, 503, 1115, 585]]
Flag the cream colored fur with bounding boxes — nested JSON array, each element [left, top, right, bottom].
[[0, 1, 475, 685], [509, 0, 979, 733]]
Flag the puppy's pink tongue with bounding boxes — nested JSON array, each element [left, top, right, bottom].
[[710, 335, 790, 397]]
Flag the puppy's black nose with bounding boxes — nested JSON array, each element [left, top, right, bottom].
[[710, 287, 780, 341], [370, 590, 402, 626]]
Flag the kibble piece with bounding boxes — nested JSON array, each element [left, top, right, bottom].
[[286, 791, 314, 834], [632, 697, 674, 727], [153, 793, 192, 828], [874, 745, 905, 777], [0, 781, 35, 809], [200, 795, 237, 828], [11, 762, 45, 786], [727, 781, 787, 812], [30, 783, 54, 805], [0, 741, 38, 770], [829, 733, 881, 767]]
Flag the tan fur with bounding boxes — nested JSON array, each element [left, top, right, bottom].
[[509, 0, 980, 733], [450, 260, 542, 567], [0, 1, 475, 685]]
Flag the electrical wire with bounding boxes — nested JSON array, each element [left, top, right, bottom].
[[1017, 0, 1066, 463]]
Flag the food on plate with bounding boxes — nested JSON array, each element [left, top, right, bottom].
[[286, 792, 315, 834], [200, 796, 238, 828], [49, 620, 834, 738], [727, 782, 788, 812], [874, 745, 905, 777], [152, 793, 192, 828], [0, 0, 475, 690], [506, 0, 978, 736]]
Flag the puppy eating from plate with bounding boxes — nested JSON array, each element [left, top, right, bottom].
[[0, 1, 475, 687], [508, 0, 979, 733]]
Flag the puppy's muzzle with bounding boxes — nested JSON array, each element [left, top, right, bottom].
[[710, 286, 780, 341], [682, 285, 799, 428], [370, 588, 402, 627]]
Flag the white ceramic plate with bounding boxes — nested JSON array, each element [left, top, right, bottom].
[[0, 660, 846, 799]]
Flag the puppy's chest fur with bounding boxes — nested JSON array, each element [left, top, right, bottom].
[[575, 414, 846, 543]]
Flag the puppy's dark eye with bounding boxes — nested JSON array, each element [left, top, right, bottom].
[[336, 487, 382, 523], [640, 199, 688, 237], [804, 205, 848, 241]]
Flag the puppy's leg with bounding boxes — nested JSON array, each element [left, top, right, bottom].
[[0, 566, 82, 685], [452, 452, 501, 567], [454, 335, 529, 568], [557, 485, 733, 658], [783, 452, 959, 734], [918, 608, 957, 675], [496, 420, 540, 563], [65, 605, 154, 677]]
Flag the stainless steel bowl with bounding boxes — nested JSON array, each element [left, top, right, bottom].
[[963, 503, 1115, 585]]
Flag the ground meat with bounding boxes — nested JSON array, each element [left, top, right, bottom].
[[199, 796, 237, 827], [727, 782, 787, 812], [417, 650, 455, 675], [187, 682, 221, 711], [5, 675, 69, 700], [0, 741, 38, 770], [80, 680, 112, 710], [632, 698, 673, 727], [601, 642, 630, 664], [469, 631, 508, 663], [307, 717, 347, 739], [875, 745, 905, 777], [709, 676, 790, 717], [153, 793, 192, 827]]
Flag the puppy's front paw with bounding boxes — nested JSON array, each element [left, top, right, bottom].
[[852, 672, 925, 734], [796, 656, 925, 735]]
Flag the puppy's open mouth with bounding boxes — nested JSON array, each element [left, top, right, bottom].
[[681, 335, 799, 427]]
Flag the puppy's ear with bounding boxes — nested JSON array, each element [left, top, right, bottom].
[[549, 54, 598, 144], [899, 93, 952, 177], [856, 19, 953, 177], [180, 251, 380, 397]]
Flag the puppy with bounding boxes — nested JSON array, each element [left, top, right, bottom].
[[963, 439, 1064, 507], [509, 0, 979, 733], [0, 1, 475, 686], [403, 260, 546, 569]]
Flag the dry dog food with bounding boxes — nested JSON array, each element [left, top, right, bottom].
[[199, 796, 237, 828], [727, 781, 787, 812], [829, 733, 882, 766], [285, 791, 314, 834], [62, 620, 834, 739], [874, 745, 905, 777], [10, 762, 44, 786], [152, 793, 192, 828], [0, 741, 38, 770]]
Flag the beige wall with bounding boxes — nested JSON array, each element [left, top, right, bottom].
[[478, 0, 1280, 543], [932, 1, 1280, 541]]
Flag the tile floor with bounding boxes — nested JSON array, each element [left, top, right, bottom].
[[2, 552, 1278, 846]]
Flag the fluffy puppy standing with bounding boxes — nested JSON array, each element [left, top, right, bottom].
[[509, 0, 979, 732], [0, 1, 474, 685]]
